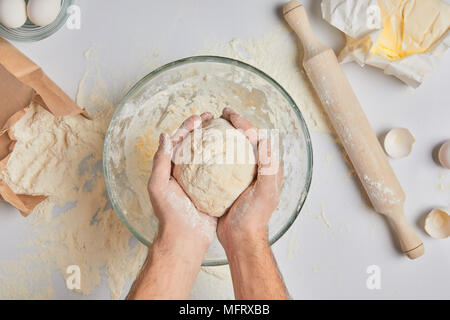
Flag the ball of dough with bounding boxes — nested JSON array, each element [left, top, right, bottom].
[[173, 118, 256, 217]]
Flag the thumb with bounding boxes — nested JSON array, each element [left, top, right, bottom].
[[149, 133, 173, 188]]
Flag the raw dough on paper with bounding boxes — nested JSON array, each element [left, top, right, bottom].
[[173, 118, 256, 217], [0, 102, 148, 299]]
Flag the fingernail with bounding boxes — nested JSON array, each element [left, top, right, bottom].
[[223, 107, 233, 115]]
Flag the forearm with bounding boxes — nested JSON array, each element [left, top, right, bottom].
[[127, 229, 206, 300], [224, 232, 289, 300]]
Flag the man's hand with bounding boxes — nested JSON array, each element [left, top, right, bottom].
[[148, 113, 217, 250], [217, 107, 288, 300], [127, 113, 217, 300]]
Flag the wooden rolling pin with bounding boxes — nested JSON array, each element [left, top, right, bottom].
[[283, 0, 424, 259]]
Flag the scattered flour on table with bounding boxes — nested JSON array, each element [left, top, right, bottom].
[[0, 24, 323, 299], [198, 24, 331, 134], [0, 102, 148, 299], [317, 205, 332, 229], [438, 173, 449, 191]]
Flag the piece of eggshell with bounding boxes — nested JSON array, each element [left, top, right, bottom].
[[27, 0, 61, 27], [383, 128, 415, 158], [0, 0, 27, 28], [438, 140, 450, 169], [424, 208, 450, 239]]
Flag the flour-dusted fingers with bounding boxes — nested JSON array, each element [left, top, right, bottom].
[[171, 115, 202, 146], [148, 133, 173, 191], [200, 112, 213, 123], [221, 107, 258, 146], [221, 107, 236, 121]]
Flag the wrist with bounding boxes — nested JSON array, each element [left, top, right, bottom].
[[133, 225, 208, 300], [153, 225, 210, 260], [220, 226, 269, 255]]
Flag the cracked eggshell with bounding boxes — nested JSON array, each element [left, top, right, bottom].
[[438, 140, 450, 169], [424, 208, 450, 239], [383, 128, 415, 158]]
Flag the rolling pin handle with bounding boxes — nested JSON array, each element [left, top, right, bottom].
[[389, 212, 424, 259], [283, 0, 328, 59]]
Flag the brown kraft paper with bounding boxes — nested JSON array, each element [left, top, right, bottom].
[[0, 38, 89, 216]]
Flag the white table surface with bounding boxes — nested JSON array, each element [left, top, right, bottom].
[[1, 0, 449, 299]]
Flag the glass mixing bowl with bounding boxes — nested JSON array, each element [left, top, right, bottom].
[[104, 56, 313, 266], [0, 0, 73, 42]]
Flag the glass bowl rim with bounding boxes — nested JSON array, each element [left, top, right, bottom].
[[103, 55, 313, 266]]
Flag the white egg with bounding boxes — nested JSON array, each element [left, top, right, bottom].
[[438, 140, 450, 169], [0, 0, 27, 28], [27, 0, 61, 27]]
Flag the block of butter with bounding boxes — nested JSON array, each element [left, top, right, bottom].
[[321, 0, 450, 88]]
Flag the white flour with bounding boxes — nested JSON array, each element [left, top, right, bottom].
[[166, 191, 217, 243], [198, 24, 331, 133], [0, 103, 148, 299], [0, 24, 320, 299]]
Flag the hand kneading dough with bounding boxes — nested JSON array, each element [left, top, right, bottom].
[[173, 118, 256, 217]]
